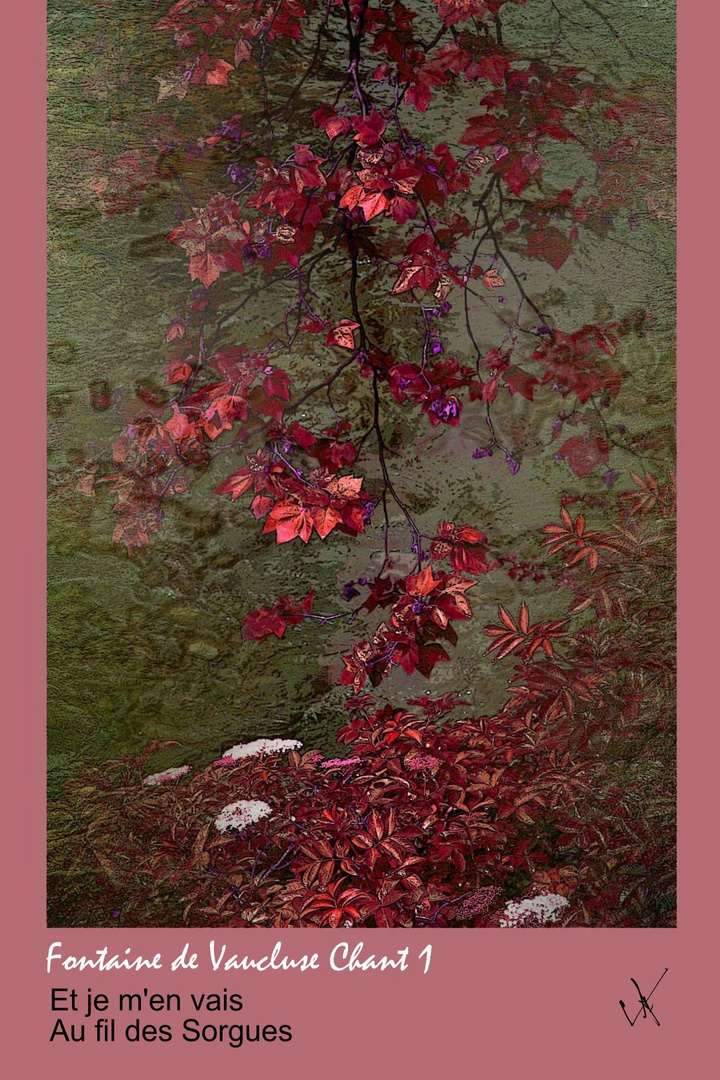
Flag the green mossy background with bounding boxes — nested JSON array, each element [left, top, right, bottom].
[[47, 0, 675, 808]]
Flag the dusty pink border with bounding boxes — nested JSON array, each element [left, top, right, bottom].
[[3, 1, 715, 1075]]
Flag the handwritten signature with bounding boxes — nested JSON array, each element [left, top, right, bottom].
[[619, 968, 668, 1026]]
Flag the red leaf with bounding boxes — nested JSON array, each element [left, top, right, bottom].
[[214, 471, 254, 501], [416, 643, 450, 677], [405, 566, 440, 597], [263, 501, 314, 544], [242, 608, 286, 641], [164, 359, 192, 385], [504, 366, 539, 401], [526, 227, 573, 271], [460, 115, 506, 149], [477, 52, 510, 86], [234, 39, 252, 64], [326, 320, 360, 350], [311, 505, 342, 539], [188, 250, 226, 287], [263, 369, 292, 399], [312, 105, 351, 139], [482, 268, 505, 290], [557, 435, 610, 478], [205, 59, 234, 87], [499, 154, 533, 196], [251, 494, 274, 519], [165, 320, 185, 342], [352, 109, 386, 146], [325, 474, 365, 500], [359, 191, 389, 221]]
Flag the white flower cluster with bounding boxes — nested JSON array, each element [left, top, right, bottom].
[[218, 738, 302, 761], [142, 765, 192, 786], [499, 892, 570, 928], [214, 799, 273, 833]]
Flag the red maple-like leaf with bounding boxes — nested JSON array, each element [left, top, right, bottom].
[[165, 319, 186, 342], [525, 227, 573, 270], [204, 59, 234, 86], [164, 358, 192, 385], [312, 104, 352, 139], [460, 114, 506, 149], [405, 565, 441, 598], [476, 51, 511, 86], [325, 320, 360, 350], [352, 109, 386, 146], [504, 366, 539, 401], [312, 422, 358, 471], [188, 249, 226, 288]]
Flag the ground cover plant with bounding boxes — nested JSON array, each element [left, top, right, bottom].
[[48, 0, 675, 928]]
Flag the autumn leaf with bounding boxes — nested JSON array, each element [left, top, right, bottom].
[[312, 104, 352, 139], [434, 575, 476, 620], [155, 72, 189, 102], [234, 39, 252, 64], [482, 268, 505, 290], [325, 320, 360, 350], [557, 435, 609, 478], [164, 408, 193, 443], [165, 319, 186, 342], [292, 144, 327, 190], [204, 59, 234, 87], [541, 508, 619, 570], [164, 359, 192, 385], [484, 603, 569, 661], [263, 501, 315, 544], [620, 472, 660, 516], [242, 608, 286, 641], [460, 115, 506, 149], [497, 154, 533, 196], [392, 261, 438, 295], [475, 51, 511, 86], [263, 369, 292, 399], [312, 423, 358, 471], [359, 190, 390, 221], [311, 505, 342, 539], [251, 494, 274, 519], [525, 227, 573, 270], [352, 109, 386, 146], [188, 250, 226, 288], [215, 471, 254, 500], [325, 474, 364, 500], [405, 566, 441, 598], [241, 592, 314, 641], [504, 366, 538, 401]]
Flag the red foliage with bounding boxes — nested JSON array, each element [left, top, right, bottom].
[[91, 0, 659, 548], [53, 477, 675, 928], [242, 592, 315, 641], [57, 0, 674, 930], [430, 521, 489, 574]]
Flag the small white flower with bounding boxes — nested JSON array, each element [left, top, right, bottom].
[[143, 765, 192, 786], [214, 799, 273, 833], [500, 892, 569, 928], [217, 738, 302, 761]]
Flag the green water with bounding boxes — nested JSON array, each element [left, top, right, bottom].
[[48, 0, 675, 795]]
